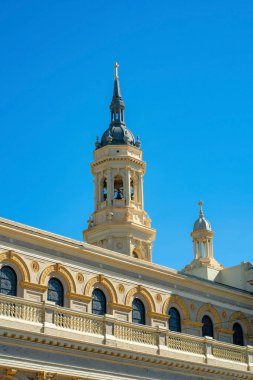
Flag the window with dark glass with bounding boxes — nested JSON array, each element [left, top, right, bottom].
[[202, 315, 214, 338], [0, 266, 17, 296], [132, 298, 145, 325], [47, 278, 64, 307], [233, 323, 244, 346], [92, 288, 106, 315], [168, 307, 181, 332]]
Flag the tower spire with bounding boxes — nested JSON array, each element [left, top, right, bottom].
[[97, 63, 138, 148], [198, 200, 204, 218], [110, 62, 124, 122]]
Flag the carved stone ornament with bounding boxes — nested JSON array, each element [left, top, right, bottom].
[[31, 260, 40, 272], [190, 303, 196, 311], [118, 284, 125, 293], [222, 310, 227, 319], [76, 273, 84, 283], [37, 372, 57, 380]]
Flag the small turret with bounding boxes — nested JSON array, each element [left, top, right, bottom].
[[183, 201, 223, 275]]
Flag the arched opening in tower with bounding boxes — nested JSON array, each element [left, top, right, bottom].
[[130, 179, 134, 201], [103, 178, 107, 201], [114, 175, 124, 199]]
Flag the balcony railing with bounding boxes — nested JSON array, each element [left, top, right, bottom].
[[0, 294, 252, 372]]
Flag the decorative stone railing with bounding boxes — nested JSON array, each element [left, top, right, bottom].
[[54, 308, 104, 335], [0, 294, 42, 323], [114, 321, 157, 345], [167, 331, 205, 355], [0, 294, 252, 372]]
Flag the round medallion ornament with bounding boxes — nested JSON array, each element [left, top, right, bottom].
[[118, 284, 125, 293], [31, 261, 39, 272], [156, 293, 162, 303], [76, 273, 84, 283]]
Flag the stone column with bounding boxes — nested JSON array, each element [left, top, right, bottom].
[[94, 174, 98, 210], [106, 169, 112, 205], [193, 241, 197, 259], [125, 169, 131, 206]]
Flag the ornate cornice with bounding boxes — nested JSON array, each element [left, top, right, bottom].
[[0, 330, 251, 379]]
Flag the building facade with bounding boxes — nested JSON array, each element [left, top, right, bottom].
[[0, 65, 252, 380]]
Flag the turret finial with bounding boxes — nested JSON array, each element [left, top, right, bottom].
[[198, 200, 204, 217], [114, 62, 119, 79]]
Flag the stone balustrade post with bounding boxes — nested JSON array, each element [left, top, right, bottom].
[[247, 345, 253, 371], [157, 327, 168, 355], [204, 336, 213, 363], [42, 302, 54, 333], [103, 315, 116, 346]]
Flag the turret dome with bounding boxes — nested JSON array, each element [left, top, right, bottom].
[[193, 201, 212, 231], [101, 125, 135, 147]]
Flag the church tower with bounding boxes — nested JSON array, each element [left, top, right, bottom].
[[83, 64, 156, 261]]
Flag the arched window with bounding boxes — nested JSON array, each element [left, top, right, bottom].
[[233, 323, 244, 346], [168, 307, 181, 332], [132, 298, 145, 325], [114, 175, 123, 199], [47, 278, 64, 307], [92, 288, 106, 315], [202, 315, 214, 338], [0, 266, 17, 296]]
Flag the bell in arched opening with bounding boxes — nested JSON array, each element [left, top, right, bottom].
[[114, 175, 124, 200]]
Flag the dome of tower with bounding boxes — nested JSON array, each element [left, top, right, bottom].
[[193, 216, 212, 231], [193, 201, 212, 231], [101, 125, 135, 147]]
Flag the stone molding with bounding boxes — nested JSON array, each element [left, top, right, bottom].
[[162, 295, 190, 320], [39, 264, 76, 293], [125, 285, 156, 312], [84, 274, 118, 303], [0, 250, 30, 282]]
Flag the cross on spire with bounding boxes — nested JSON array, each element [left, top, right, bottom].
[[198, 200, 204, 217], [114, 62, 119, 79]]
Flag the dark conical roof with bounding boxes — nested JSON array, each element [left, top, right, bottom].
[[96, 63, 140, 149]]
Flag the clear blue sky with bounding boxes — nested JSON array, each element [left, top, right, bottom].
[[1, 1, 252, 269]]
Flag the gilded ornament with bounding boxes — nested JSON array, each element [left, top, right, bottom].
[[221, 310, 227, 319], [156, 293, 162, 303], [31, 260, 40, 272], [118, 284, 125, 293], [190, 303, 196, 311], [76, 273, 84, 283]]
